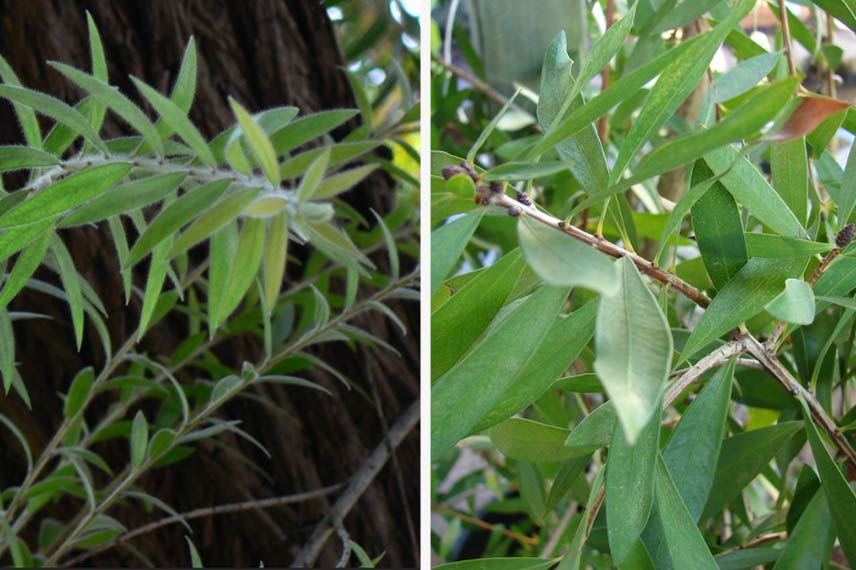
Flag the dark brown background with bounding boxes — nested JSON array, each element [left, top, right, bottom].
[[0, 0, 419, 567]]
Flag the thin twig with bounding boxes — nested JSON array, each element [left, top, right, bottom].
[[663, 339, 746, 409], [60, 485, 343, 567], [596, 0, 615, 142], [333, 518, 352, 568], [670, 357, 762, 378], [291, 399, 420, 567], [431, 55, 534, 118], [433, 503, 539, 547], [779, 0, 797, 76]]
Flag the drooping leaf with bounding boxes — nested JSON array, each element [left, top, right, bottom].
[[0, 231, 52, 309], [0, 55, 42, 148], [431, 285, 569, 461], [518, 215, 617, 295], [764, 95, 851, 142], [49, 235, 85, 349], [594, 257, 672, 443]]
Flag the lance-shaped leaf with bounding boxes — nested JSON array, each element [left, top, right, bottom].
[[606, 408, 660, 565], [489, 418, 573, 463], [50, 235, 85, 349], [296, 147, 330, 202], [0, 55, 41, 148], [772, 487, 836, 570], [131, 76, 216, 167], [217, 218, 266, 324], [0, 146, 58, 172], [594, 257, 673, 443], [565, 401, 616, 455], [431, 209, 485, 295], [130, 410, 149, 469], [207, 221, 239, 334], [280, 141, 380, 178], [262, 211, 288, 312], [169, 187, 261, 257], [518, 215, 618, 295], [313, 164, 377, 200], [0, 162, 131, 229], [764, 95, 851, 142], [800, 399, 856, 567], [138, 237, 172, 337], [0, 231, 51, 309], [270, 109, 358, 155], [771, 138, 808, 225], [49, 61, 163, 156], [229, 98, 281, 187], [682, 257, 807, 360], [431, 285, 569, 461], [709, 52, 781, 104]]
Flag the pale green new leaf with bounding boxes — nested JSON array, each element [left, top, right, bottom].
[[296, 147, 330, 202], [0, 146, 58, 172], [594, 257, 673, 443], [313, 164, 377, 199], [169, 186, 261, 257], [130, 410, 149, 469], [263, 211, 288, 312], [229, 98, 281, 187], [270, 109, 358, 155], [50, 235, 85, 349], [766, 278, 815, 325], [218, 218, 266, 324]]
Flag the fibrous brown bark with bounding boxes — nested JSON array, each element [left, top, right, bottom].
[[0, 1, 419, 567]]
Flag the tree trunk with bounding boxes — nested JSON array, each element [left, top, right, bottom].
[[0, 1, 419, 567]]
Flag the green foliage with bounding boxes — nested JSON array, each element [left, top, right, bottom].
[[432, 0, 856, 567], [0, 11, 418, 568]]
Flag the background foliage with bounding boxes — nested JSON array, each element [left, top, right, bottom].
[[0, 2, 419, 567], [432, 0, 856, 568]]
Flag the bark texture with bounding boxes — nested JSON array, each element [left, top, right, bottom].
[[0, 1, 419, 567]]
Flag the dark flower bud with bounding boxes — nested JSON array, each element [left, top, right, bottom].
[[516, 190, 532, 206], [836, 223, 855, 248], [508, 205, 522, 217], [489, 181, 503, 193], [441, 165, 466, 180], [460, 161, 479, 180]]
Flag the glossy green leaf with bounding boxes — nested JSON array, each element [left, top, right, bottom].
[[681, 257, 807, 360], [60, 171, 187, 228], [130, 410, 149, 469], [765, 278, 815, 325], [691, 167, 747, 290], [229, 98, 281, 186], [611, 0, 756, 182], [432, 249, 526, 381], [313, 164, 377, 200], [472, 299, 598, 433], [50, 235, 85, 349], [771, 138, 808, 226], [0, 162, 131, 229], [49, 61, 163, 156], [169, 187, 260, 257], [431, 285, 569, 461], [263, 211, 288, 312], [296, 147, 330, 202], [125, 178, 230, 267], [217, 218, 266, 323], [800, 399, 856, 566], [772, 486, 835, 570], [745, 233, 833, 258], [489, 418, 573, 463], [704, 145, 806, 239], [606, 408, 660, 565], [518, 215, 617, 295], [132, 76, 216, 167], [431, 209, 485, 295], [701, 421, 802, 521], [0, 231, 51, 309], [595, 257, 672, 443], [483, 161, 571, 182], [0, 146, 58, 172], [565, 401, 616, 454], [653, 457, 718, 570], [654, 166, 722, 263]]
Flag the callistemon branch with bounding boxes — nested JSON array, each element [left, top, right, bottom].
[[484, 184, 856, 468]]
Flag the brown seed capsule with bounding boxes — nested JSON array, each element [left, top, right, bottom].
[[489, 181, 503, 193], [460, 161, 479, 180], [516, 190, 532, 206], [508, 205, 522, 217], [836, 223, 855, 248], [441, 164, 466, 180]]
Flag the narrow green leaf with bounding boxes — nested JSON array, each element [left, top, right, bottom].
[[431, 285, 569, 461], [138, 238, 172, 337], [432, 249, 526, 381], [148, 428, 177, 460], [270, 109, 358, 155], [156, 37, 197, 140], [169, 186, 260, 257], [279, 141, 380, 179], [771, 138, 808, 225], [131, 76, 216, 167], [772, 487, 835, 570], [125, 178, 230, 267], [63, 367, 94, 420], [0, 310, 15, 393], [85, 11, 108, 139], [800, 399, 856, 567], [709, 51, 781, 104], [262, 211, 288, 312], [681, 257, 807, 360], [0, 55, 41, 148], [545, 455, 591, 514], [518, 215, 618, 295], [185, 535, 203, 568], [49, 61, 164, 156], [812, 0, 856, 35], [0, 146, 58, 172], [654, 167, 722, 263], [296, 147, 330, 202], [473, 299, 598, 433], [313, 164, 377, 200], [0, 219, 56, 263], [565, 401, 616, 454], [0, 231, 51, 309], [483, 161, 572, 182], [571, 4, 636, 104], [60, 171, 187, 228], [302, 218, 373, 271], [130, 410, 149, 469], [0, 162, 131, 229], [433, 558, 557, 570], [611, 0, 756, 182], [50, 235, 85, 349], [606, 408, 660, 565], [701, 421, 802, 521], [595, 257, 673, 443], [489, 418, 573, 463], [466, 89, 520, 163], [745, 233, 833, 258], [218, 218, 266, 323], [691, 164, 747, 290], [229, 98, 280, 187], [654, 457, 718, 570], [431, 209, 485, 295]]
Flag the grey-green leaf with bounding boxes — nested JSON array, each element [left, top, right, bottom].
[[766, 278, 815, 325], [431, 209, 485, 295], [130, 410, 149, 469]]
